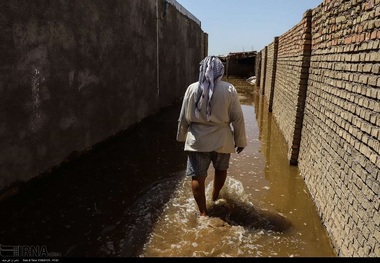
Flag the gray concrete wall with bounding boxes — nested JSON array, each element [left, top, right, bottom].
[[0, 0, 205, 193], [258, 0, 379, 257]]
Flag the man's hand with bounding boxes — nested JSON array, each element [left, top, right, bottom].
[[236, 147, 244, 154]]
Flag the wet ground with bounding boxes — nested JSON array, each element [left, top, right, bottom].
[[0, 77, 336, 258]]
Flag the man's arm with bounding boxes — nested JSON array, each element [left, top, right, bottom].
[[230, 90, 247, 149]]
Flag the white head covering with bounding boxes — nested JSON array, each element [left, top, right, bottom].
[[195, 56, 225, 121]]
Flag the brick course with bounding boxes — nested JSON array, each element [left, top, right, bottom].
[[258, 0, 379, 257]]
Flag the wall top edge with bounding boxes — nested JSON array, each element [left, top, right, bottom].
[[168, 0, 201, 26]]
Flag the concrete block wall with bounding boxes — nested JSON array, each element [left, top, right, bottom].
[[0, 0, 205, 194], [258, 0, 379, 257], [153, 0, 204, 107], [202, 32, 208, 60]]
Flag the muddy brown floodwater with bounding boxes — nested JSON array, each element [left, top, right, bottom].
[[0, 77, 336, 258]]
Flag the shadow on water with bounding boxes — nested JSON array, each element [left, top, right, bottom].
[[119, 172, 185, 257], [0, 77, 336, 258], [207, 179, 293, 233], [0, 101, 187, 257]]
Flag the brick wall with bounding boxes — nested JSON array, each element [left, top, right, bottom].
[[255, 51, 262, 85], [258, 0, 379, 257], [259, 46, 267, 94], [273, 11, 312, 165], [264, 40, 277, 111]]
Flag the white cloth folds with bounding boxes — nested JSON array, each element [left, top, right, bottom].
[[195, 56, 225, 121]]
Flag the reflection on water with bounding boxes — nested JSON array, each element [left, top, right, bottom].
[[0, 77, 336, 258]]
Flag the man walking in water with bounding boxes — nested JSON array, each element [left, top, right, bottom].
[[176, 56, 247, 217]]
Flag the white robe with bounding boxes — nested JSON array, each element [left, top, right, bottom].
[[177, 80, 247, 153]]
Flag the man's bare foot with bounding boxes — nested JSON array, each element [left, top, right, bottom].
[[200, 211, 207, 217]]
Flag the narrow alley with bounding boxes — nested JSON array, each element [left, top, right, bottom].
[[0, 77, 335, 257]]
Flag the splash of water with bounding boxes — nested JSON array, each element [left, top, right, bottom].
[[119, 175, 293, 257]]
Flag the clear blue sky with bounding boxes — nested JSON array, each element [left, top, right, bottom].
[[176, 0, 322, 56]]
